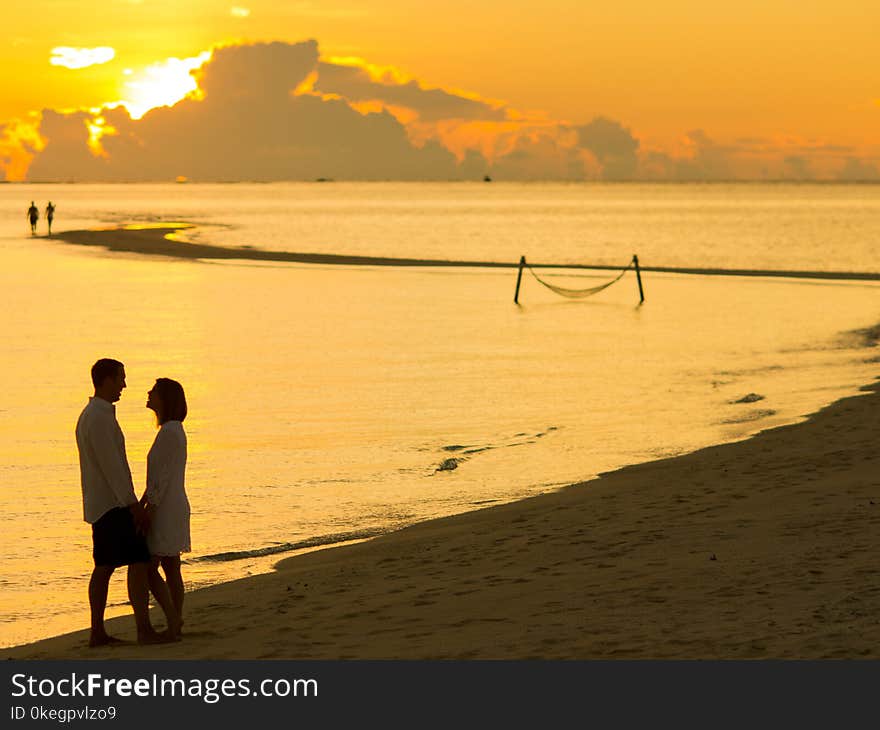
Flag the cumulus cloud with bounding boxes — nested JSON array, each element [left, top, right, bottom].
[[0, 124, 22, 181], [50, 46, 115, 69], [1, 39, 876, 182], [677, 129, 735, 180], [575, 117, 639, 180], [26, 41, 484, 182], [488, 129, 597, 181], [837, 157, 880, 181], [192, 41, 316, 103], [0, 116, 42, 181], [638, 130, 759, 181], [657, 134, 870, 181], [314, 61, 506, 123], [783, 155, 812, 181], [121, 52, 211, 119]]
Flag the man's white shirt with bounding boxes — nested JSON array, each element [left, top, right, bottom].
[[75, 396, 137, 523]]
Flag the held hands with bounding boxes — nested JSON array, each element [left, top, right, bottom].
[[129, 501, 151, 536]]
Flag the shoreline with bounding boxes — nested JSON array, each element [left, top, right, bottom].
[[53, 225, 880, 281], [5, 375, 878, 659]]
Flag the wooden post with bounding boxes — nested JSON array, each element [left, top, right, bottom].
[[633, 254, 645, 303], [514, 255, 526, 303]]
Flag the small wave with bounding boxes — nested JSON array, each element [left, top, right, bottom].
[[716, 365, 784, 377], [191, 527, 389, 563], [721, 408, 778, 425], [302, 477, 357, 486], [436, 426, 560, 472]]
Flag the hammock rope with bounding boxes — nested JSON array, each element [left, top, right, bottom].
[[526, 260, 632, 299]]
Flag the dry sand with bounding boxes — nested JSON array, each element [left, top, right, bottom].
[[5, 377, 879, 660]]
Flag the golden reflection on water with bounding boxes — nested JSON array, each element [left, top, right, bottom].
[[1, 213, 879, 646]]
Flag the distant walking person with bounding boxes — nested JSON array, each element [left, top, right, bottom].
[[75, 358, 180, 646], [142, 378, 191, 632], [27, 201, 38, 234], [45, 201, 55, 235]]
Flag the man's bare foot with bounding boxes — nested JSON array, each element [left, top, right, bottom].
[[160, 628, 183, 642], [137, 630, 173, 645], [89, 633, 126, 648]]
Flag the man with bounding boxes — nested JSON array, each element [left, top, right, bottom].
[[75, 358, 179, 646], [27, 201, 38, 234]]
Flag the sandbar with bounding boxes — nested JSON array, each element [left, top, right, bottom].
[[53, 225, 880, 280]]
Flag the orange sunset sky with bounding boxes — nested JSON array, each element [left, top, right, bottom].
[[2, 0, 878, 181]]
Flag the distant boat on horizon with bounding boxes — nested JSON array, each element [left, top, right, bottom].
[[483, 174, 492, 182]]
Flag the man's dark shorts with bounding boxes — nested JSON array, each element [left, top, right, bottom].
[[92, 507, 151, 568]]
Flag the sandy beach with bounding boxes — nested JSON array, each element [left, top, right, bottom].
[[4, 373, 878, 660]]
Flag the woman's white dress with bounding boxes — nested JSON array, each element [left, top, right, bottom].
[[145, 420, 190, 556]]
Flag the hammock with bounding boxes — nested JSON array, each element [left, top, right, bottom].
[[526, 261, 632, 299]]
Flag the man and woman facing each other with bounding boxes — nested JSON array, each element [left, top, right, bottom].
[[76, 358, 190, 646]]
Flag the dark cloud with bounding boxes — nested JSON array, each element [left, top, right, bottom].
[[633, 132, 743, 181], [574, 117, 639, 180], [195, 40, 319, 103], [0, 119, 41, 180], [837, 157, 880, 181], [637, 150, 677, 181], [489, 133, 590, 181], [28, 110, 107, 180], [7, 41, 878, 182], [314, 62, 507, 122], [0, 122, 9, 163], [735, 137, 769, 147], [26, 41, 487, 182], [673, 130, 734, 181], [457, 148, 491, 179], [783, 155, 811, 180]]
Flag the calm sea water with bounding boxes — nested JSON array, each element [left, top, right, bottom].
[[1, 183, 878, 647]]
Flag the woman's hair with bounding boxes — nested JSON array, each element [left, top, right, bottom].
[[153, 378, 187, 424]]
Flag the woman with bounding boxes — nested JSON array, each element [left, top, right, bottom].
[[45, 201, 55, 235], [142, 377, 190, 633]]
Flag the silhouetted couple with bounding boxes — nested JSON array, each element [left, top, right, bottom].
[[76, 358, 191, 647], [27, 201, 55, 235]]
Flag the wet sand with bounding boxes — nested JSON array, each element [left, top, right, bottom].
[[54, 226, 880, 280], [5, 377, 879, 659], [54, 225, 517, 268]]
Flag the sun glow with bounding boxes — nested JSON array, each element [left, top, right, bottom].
[[86, 116, 115, 157], [121, 52, 211, 120]]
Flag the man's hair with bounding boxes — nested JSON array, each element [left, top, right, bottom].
[[153, 378, 188, 424], [91, 358, 124, 388]]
